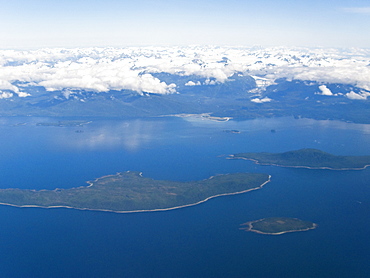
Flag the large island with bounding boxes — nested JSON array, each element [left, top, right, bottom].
[[240, 217, 317, 235], [230, 148, 370, 170], [0, 171, 270, 213]]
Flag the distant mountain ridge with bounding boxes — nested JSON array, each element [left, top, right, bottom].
[[0, 46, 369, 122], [0, 75, 369, 123]]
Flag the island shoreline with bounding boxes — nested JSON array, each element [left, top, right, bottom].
[[228, 156, 370, 171], [0, 175, 271, 214], [240, 218, 318, 235], [162, 113, 232, 122]]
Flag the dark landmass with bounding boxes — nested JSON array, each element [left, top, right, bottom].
[[231, 148, 370, 170], [223, 130, 240, 134], [36, 120, 91, 127], [0, 171, 270, 213], [240, 217, 317, 235], [0, 77, 369, 124], [167, 113, 231, 122]]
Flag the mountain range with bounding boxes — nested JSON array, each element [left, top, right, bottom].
[[0, 46, 369, 122]]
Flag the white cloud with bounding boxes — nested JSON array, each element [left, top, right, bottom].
[[0, 46, 369, 98], [0, 91, 13, 99], [62, 90, 73, 99], [17, 92, 31, 97], [318, 85, 333, 96], [204, 79, 217, 85], [0, 80, 19, 92], [34, 58, 176, 95], [0, 49, 178, 96], [251, 97, 272, 103], [251, 75, 275, 88], [346, 91, 368, 100], [185, 81, 201, 86]]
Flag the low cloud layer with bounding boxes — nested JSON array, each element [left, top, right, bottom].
[[0, 46, 369, 99], [251, 97, 272, 103], [346, 91, 370, 100]]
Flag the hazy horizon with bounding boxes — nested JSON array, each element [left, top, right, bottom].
[[1, 0, 370, 49]]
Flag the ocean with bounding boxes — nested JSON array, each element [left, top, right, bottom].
[[0, 116, 369, 277]]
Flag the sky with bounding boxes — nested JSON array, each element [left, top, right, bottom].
[[0, 0, 369, 49]]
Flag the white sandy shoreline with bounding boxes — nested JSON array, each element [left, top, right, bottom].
[[162, 113, 232, 122], [228, 156, 370, 171], [0, 175, 271, 214], [240, 218, 318, 235]]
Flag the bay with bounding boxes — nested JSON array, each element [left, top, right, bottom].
[[0, 116, 369, 277]]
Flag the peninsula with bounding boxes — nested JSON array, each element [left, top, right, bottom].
[[240, 217, 317, 235], [0, 171, 270, 213], [230, 148, 370, 170]]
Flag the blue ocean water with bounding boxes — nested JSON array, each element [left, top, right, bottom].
[[0, 116, 369, 278]]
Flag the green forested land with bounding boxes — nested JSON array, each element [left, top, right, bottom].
[[36, 120, 90, 127], [233, 148, 370, 169], [241, 217, 316, 234], [0, 171, 269, 212]]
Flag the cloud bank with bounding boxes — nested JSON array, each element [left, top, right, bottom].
[[0, 46, 369, 99]]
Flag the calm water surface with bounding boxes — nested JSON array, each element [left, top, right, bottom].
[[0, 116, 369, 278]]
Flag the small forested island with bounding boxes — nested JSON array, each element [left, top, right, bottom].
[[223, 130, 241, 134], [167, 113, 231, 122], [230, 148, 370, 170], [240, 217, 317, 235], [0, 171, 270, 213], [36, 120, 91, 127]]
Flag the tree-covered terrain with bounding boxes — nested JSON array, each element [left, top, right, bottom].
[[1, 77, 370, 124], [232, 148, 370, 170], [0, 171, 270, 212], [240, 217, 317, 235]]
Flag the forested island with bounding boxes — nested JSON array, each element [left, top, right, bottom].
[[240, 217, 317, 235], [230, 148, 370, 170], [36, 120, 91, 127], [0, 171, 270, 213]]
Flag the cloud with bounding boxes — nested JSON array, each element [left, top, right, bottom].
[[61, 90, 73, 99], [346, 91, 368, 100], [185, 81, 201, 86], [251, 75, 275, 88], [17, 92, 31, 97], [32, 58, 177, 95], [0, 91, 13, 99], [317, 85, 333, 96], [0, 49, 179, 96], [0, 80, 19, 92], [342, 7, 370, 14], [0, 46, 369, 99], [251, 97, 272, 103]]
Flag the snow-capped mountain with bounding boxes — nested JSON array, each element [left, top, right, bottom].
[[0, 46, 369, 122]]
